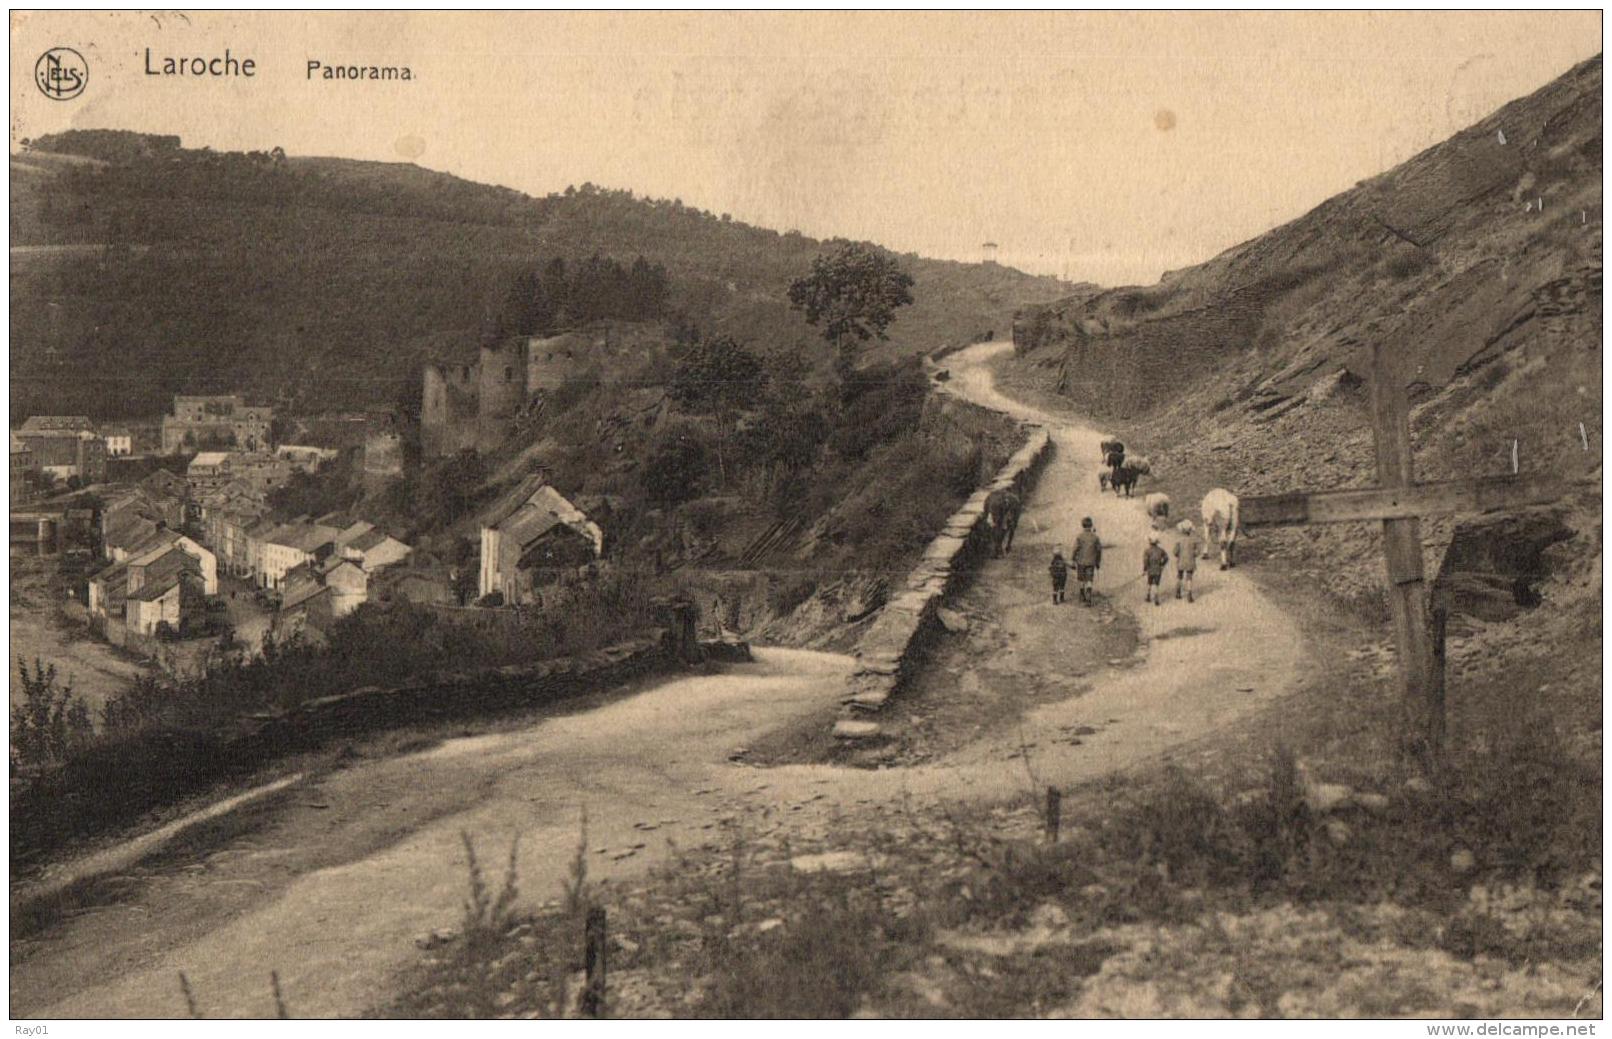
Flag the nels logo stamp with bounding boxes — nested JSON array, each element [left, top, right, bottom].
[[35, 47, 88, 100]]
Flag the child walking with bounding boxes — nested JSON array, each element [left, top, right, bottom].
[[1142, 533, 1169, 605], [1174, 520, 1203, 602], [1049, 549, 1069, 604], [1072, 517, 1103, 605]]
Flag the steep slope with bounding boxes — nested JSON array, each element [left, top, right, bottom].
[[1015, 54, 1600, 426], [10, 129, 1082, 418], [1011, 56, 1600, 559], [1006, 54, 1602, 755]]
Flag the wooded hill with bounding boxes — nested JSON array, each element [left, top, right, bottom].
[[11, 129, 1078, 419]]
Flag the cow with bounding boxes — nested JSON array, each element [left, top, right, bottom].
[[1201, 488, 1240, 569], [1111, 464, 1143, 497], [1098, 470, 1111, 492], [984, 487, 1023, 557], [1144, 492, 1171, 527], [1126, 454, 1152, 476], [1098, 438, 1124, 463]]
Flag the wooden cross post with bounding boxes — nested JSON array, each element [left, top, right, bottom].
[[1239, 343, 1574, 763]]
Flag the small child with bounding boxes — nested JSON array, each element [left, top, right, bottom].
[[1174, 520, 1203, 602], [1049, 550, 1069, 604], [1142, 533, 1169, 605]]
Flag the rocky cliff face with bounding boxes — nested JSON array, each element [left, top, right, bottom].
[[1007, 55, 1602, 671], [1015, 55, 1602, 432]]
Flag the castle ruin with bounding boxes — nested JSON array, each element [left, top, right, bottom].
[[420, 333, 589, 457]]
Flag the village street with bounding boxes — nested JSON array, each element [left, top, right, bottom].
[[11, 342, 1307, 1019]]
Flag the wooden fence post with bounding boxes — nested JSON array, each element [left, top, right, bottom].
[[1369, 344, 1437, 761], [1045, 786, 1061, 844], [581, 906, 607, 1018], [1427, 585, 1450, 768]]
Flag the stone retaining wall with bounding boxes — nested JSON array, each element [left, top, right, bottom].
[[234, 635, 674, 753], [833, 425, 1053, 739]]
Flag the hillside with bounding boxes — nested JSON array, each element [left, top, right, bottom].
[[1010, 54, 1602, 616], [9, 129, 1081, 419]]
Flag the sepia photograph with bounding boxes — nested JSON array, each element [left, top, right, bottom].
[[6, 8, 1605, 1025]]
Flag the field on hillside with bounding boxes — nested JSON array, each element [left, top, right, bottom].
[[10, 129, 1079, 419]]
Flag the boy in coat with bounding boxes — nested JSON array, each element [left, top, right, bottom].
[[1072, 517, 1103, 605], [1142, 533, 1169, 605]]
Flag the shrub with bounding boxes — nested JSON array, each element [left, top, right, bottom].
[[642, 425, 712, 505], [10, 657, 93, 767]]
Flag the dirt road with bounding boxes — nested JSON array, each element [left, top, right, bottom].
[[12, 341, 1306, 1018]]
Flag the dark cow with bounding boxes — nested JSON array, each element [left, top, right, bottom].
[[984, 487, 1023, 557], [1110, 464, 1141, 497]]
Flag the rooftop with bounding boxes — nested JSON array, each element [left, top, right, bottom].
[[131, 575, 183, 602], [20, 415, 95, 433]]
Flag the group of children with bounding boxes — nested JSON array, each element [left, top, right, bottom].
[[1049, 517, 1204, 607]]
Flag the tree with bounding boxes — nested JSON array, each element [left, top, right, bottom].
[[787, 243, 915, 376], [667, 336, 767, 483]]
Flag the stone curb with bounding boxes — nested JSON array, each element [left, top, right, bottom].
[[833, 424, 1054, 739]]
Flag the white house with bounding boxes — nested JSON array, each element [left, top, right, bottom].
[[127, 578, 185, 636], [257, 522, 339, 590], [103, 428, 133, 457], [478, 478, 602, 602]]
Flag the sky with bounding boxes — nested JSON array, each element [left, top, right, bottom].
[[10, 11, 1603, 286]]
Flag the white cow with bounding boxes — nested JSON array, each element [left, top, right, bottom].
[[1201, 488, 1240, 569]]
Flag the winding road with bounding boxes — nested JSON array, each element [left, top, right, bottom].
[[11, 341, 1306, 1019]]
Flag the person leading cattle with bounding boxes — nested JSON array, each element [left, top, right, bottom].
[[1174, 519, 1203, 602], [1072, 517, 1103, 605], [984, 487, 1022, 558]]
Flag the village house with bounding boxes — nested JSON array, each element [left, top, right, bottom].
[[142, 467, 191, 501], [217, 499, 270, 578], [256, 522, 340, 590], [125, 530, 218, 595], [197, 483, 268, 578], [275, 582, 334, 640], [126, 567, 205, 637], [16, 416, 107, 484], [11, 435, 37, 504], [187, 451, 237, 491], [320, 556, 370, 614], [275, 554, 370, 639], [103, 427, 134, 457], [102, 482, 186, 538], [160, 395, 273, 454], [477, 475, 602, 604], [102, 511, 164, 562], [274, 444, 339, 472], [88, 537, 207, 637], [338, 525, 412, 572], [230, 453, 295, 496], [86, 559, 131, 621]]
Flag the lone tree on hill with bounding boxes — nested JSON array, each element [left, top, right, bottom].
[[668, 335, 767, 483], [787, 243, 915, 377]]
